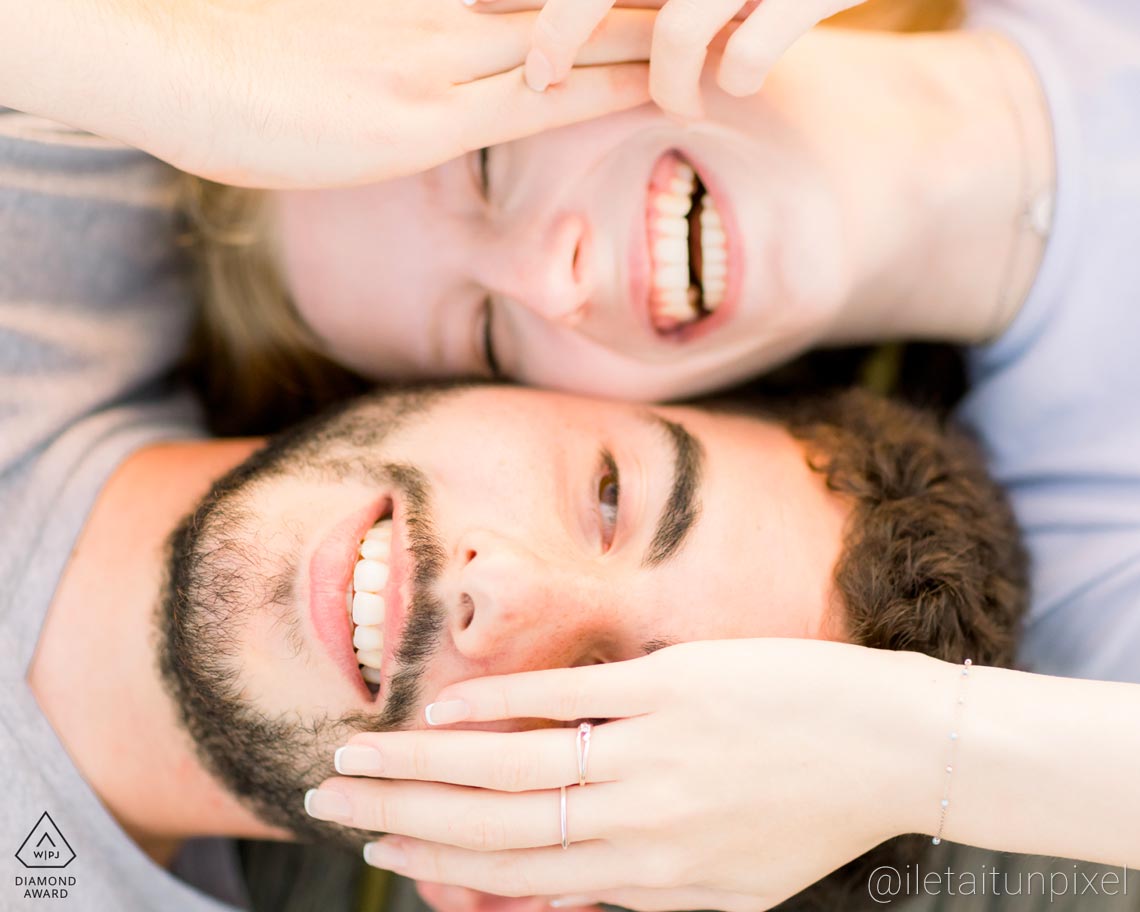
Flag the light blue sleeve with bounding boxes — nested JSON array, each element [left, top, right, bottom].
[[958, 1, 1140, 683]]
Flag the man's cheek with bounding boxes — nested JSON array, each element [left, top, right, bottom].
[[414, 881, 553, 912]]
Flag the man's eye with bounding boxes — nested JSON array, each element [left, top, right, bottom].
[[479, 297, 501, 377], [598, 470, 620, 551]]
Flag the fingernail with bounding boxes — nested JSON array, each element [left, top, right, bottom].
[[424, 699, 470, 726], [364, 839, 408, 870], [304, 788, 351, 823], [525, 48, 553, 92], [550, 897, 593, 909], [334, 745, 383, 775], [460, 0, 477, 6]]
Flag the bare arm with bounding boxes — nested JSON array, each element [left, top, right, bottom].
[[0, 0, 653, 188], [905, 657, 1140, 866]]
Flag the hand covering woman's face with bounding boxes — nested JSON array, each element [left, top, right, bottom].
[[273, 56, 852, 400]]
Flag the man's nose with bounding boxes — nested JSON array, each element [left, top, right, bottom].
[[448, 529, 607, 662], [482, 213, 592, 326]]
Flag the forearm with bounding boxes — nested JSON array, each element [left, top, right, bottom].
[[0, 0, 220, 164], [900, 655, 1140, 866]]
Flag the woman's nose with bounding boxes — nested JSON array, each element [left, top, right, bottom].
[[488, 213, 592, 326], [450, 529, 604, 661]]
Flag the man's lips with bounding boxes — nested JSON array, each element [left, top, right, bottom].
[[379, 497, 411, 697], [308, 496, 392, 700]]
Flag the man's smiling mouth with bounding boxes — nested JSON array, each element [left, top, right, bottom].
[[647, 151, 728, 334], [348, 516, 393, 697]]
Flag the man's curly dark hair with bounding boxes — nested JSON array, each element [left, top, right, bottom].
[[718, 388, 1029, 911]]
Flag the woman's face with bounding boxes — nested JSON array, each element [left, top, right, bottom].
[[274, 71, 854, 400]]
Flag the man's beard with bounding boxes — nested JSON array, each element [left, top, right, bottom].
[[155, 387, 454, 846]]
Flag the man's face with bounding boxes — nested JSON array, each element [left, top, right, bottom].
[[158, 386, 848, 840]]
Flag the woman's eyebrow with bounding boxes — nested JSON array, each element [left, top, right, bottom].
[[641, 413, 705, 568]]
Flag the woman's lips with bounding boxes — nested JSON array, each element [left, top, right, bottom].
[[670, 149, 744, 344], [632, 148, 742, 343]]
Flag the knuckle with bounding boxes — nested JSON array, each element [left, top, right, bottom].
[[366, 794, 394, 834], [555, 683, 587, 720], [493, 750, 535, 792], [497, 687, 523, 720], [654, 6, 704, 51], [467, 814, 508, 852], [533, 13, 571, 53], [409, 739, 433, 779], [637, 850, 683, 890], [489, 855, 535, 897]]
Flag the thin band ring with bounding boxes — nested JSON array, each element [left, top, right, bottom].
[[576, 722, 593, 787], [559, 785, 569, 850]]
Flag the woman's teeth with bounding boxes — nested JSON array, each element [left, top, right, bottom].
[[347, 518, 392, 692], [647, 153, 728, 333]]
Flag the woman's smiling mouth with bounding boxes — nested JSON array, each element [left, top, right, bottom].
[[646, 150, 729, 334]]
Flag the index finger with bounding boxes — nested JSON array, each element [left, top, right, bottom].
[[528, 0, 619, 87], [454, 61, 650, 156], [427, 657, 664, 725], [457, 8, 650, 83], [341, 726, 621, 789]]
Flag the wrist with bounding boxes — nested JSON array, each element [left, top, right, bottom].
[[0, 0, 233, 176], [878, 650, 965, 840]]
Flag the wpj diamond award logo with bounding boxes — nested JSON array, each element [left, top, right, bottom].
[[15, 813, 74, 869], [12, 812, 77, 901]]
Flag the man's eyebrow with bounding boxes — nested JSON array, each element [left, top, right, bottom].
[[642, 413, 705, 568]]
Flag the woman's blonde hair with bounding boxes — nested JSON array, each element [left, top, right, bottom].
[[179, 179, 370, 435], [182, 0, 965, 435]]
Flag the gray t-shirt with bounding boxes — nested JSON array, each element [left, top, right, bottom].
[[0, 109, 241, 911]]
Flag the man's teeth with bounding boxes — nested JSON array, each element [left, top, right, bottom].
[[348, 517, 392, 690], [647, 156, 729, 333], [361, 666, 383, 685]]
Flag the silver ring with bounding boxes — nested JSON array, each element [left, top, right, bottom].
[[576, 722, 592, 787], [559, 785, 569, 850]]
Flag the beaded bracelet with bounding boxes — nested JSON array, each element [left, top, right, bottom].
[[932, 658, 972, 846]]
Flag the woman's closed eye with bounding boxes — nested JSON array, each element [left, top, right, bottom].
[[471, 147, 500, 377], [468, 147, 493, 199]]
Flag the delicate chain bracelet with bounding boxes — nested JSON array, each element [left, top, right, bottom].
[[932, 659, 972, 846]]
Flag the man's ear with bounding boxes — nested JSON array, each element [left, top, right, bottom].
[[414, 881, 558, 912]]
